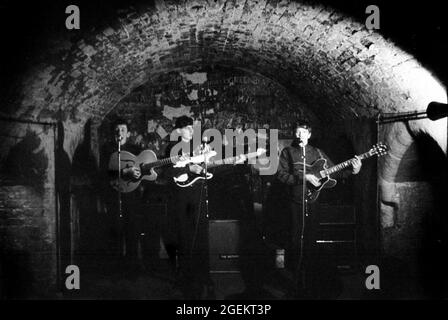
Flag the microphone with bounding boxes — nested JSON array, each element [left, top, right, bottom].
[[427, 102, 448, 121], [201, 137, 209, 152], [115, 129, 122, 141]]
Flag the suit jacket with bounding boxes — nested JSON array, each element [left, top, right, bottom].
[[276, 139, 350, 203]]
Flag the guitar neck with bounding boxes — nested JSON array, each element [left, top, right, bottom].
[[142, 155, 182, 170], [323, 151, 374, 176], [208, 152, 259, 168]]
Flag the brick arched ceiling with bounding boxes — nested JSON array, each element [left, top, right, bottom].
[[1, 0, 446, 154]]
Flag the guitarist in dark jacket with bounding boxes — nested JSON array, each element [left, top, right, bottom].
[[163, 116, 213, 299], [101, 119, 143, 274], [277, 120, 362, 298]]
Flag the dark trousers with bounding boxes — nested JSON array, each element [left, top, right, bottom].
[[168, 185, 210, 298], [140, 185, 169, 268], [288, 200, 319, 296], [288, 200, 343, 298], [121, 194, 141, 263], [104, 190, 141, 265]]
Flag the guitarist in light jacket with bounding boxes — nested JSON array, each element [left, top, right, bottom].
[[276, 120, 362, 298]]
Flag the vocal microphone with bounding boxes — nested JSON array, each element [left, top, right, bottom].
[[202, 136, 214, 146], [115, 129, 122, 141], [201, 137, 209, 152]]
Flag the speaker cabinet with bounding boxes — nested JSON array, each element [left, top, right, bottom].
[[314, 205, 358, 269], [209, 220, 240, 273]]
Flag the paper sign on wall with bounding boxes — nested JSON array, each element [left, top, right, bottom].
[[162, 105, 193, 120], [156, 125, 168, 139], [147, 120, 157, 133]]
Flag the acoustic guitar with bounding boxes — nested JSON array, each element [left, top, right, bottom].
[[109, 149, 217, 192]]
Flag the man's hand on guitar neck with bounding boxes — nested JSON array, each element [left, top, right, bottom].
[[351, 156, 362, 175]]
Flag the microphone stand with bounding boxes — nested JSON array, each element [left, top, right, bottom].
[[202, 143, 215, 298], [296, 142, 307, 296], [117, 136, 123, 218], [203, 143, 210, 219], [189, 141, 214, 298], [116, 135, 125, 257]]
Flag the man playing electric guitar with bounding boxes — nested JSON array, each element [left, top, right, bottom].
[[162, 116, 216, 299], [164, 116, 265, 299], [277, 120, 362, 298]]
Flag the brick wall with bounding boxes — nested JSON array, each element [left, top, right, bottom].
[[0, 124, 56, 299], [0, 0, 446, 298], [99, 66, 311, 148]]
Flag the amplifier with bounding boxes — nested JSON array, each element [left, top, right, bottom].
[[314, 205, 358, 269], [209, 220, 240, 273], [314, 204, 356, 225]]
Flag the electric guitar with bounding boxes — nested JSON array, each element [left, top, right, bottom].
[[173, 148, 267, 187], [109, 149, 217, 192], [296, 143, 388, 203]]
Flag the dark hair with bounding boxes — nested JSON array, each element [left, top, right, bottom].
[[294, 120, 312, 133], [174, 116, 193, 129], [112, 118, 129, 130]]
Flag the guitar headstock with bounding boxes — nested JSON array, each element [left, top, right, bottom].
[[370, 142, 388, 157]]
